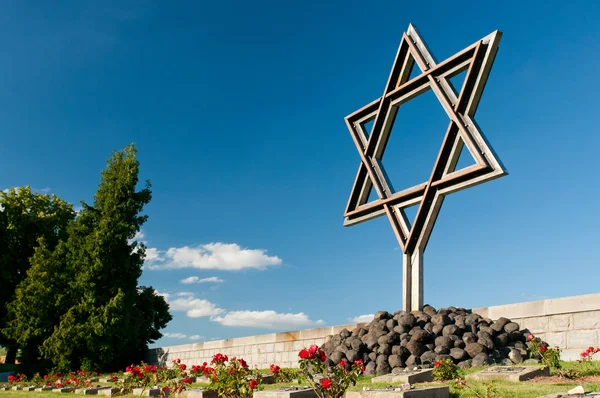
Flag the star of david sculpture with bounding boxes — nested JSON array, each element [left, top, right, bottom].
[[343, 25, 507, 311]]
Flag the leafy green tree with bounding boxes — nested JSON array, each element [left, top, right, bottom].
[[7, 144, 171, 371], [0, 187, 75, 364]]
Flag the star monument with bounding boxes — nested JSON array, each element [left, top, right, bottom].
[[343, 25, 507, 311]]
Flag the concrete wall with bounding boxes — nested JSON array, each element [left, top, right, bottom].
[[148, 293, 600, 367], [147, 324, 365, 370], [472, 292, 600, 361]]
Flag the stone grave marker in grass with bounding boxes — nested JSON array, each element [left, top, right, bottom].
[[466, 365, 549, 382], [11, 386, 22, 390], [253, 387, 318, 398], [132, 387, 161, 396], [346, 386, 450, 398], [248, 374, 275, 385], [371, 369, 433, 384], [52, 387, 75, 392], [22, 386, 37, 391], [75, 386, 112, 395], [35, 387, 54, 392], [538, 385, 600, 397], [97, 387, 121, 396], [181, 388, 218, 398]]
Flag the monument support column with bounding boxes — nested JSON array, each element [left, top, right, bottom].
[[402, 252, 412, 312], [402, 248, 424, 312], [411, 248, 423, 311]]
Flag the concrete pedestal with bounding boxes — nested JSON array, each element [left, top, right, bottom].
[[372, 369, 434, 384], [346, 386, 449, 398], [253, 387, 318, 397], [467, 366, 549, 382]]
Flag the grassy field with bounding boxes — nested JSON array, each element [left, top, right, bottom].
[[0, 347, 6, 356], [1, 380, 599, 398], [1, 362, 599, 397]]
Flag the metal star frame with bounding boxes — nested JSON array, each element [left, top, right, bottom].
[[343, 24, 507, 311]]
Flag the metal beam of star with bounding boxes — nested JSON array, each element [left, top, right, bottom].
[[343, 24, 507, 256]]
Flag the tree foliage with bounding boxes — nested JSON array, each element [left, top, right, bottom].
[[6, 144, 171, 372], [0, 187, 75, 363]]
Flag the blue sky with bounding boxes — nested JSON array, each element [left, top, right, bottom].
[[1, 0, 599, 347]]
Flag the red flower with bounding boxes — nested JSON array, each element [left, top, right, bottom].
[[269, 364, 281, 374], [239, 358, 248, 369], [339, 359, 346, 368], [179, 363, 187, 371], [126, 366, 132, 373], [163, 386, 170, 393], [8, 376, 17, 382], [181, 378, 192, 384], [319, 350, 327, 363], [176, 358, 181, 363], [212, 353, 228, 364], [540, 346, 547, 352], [581, 351, 589, 357], [299, 349, 310, 359], [249, 379, 259, 390], [308, 345, 319, 357], [434, 360, 441, 368], [354, 359, 365, 373], [44, 375, 48, 379], [527, 334, 534, 342], [321, 378, 331, 389]]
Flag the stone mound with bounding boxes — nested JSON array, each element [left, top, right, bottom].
[[320, 306, 534, 376]]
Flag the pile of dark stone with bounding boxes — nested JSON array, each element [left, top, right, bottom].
[[321, 306, 538, 376]]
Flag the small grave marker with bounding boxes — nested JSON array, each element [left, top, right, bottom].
[[467, 366, 549, 382], [181, 389, 218, 398], [52, 387, 75, 392], [132, 387, 161, 396], [253, 386, 319, 398], [75, 387, 111, 395], [22, 386, 37, 391], [372, 369, 434, 384], [97, 387, 121, 396], [249, 374, 275, 385], [34, 387, 54, 392], [347, 386, 450, 398]]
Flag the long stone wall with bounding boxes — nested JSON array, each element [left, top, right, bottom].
[[472, 292, 600, 361], [147, 293, 600, 367], [147, 324, 365, 370]]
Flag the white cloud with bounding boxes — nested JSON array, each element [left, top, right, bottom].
[[163, 332, 188, 339], [180, 276, 224, 285], [350, 314, 374, 323], [146, 243, 282, 271], [168, 296, 225, 318], [175, 292, 194, 297], [145, 247, 162, 262], [211, 310, 324, 329], [189, 335, 204, 341], [155, 291, 170, 301]]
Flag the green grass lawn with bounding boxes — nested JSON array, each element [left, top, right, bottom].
[[0, 347, 6, 356], [1, 362, 599, 397]]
